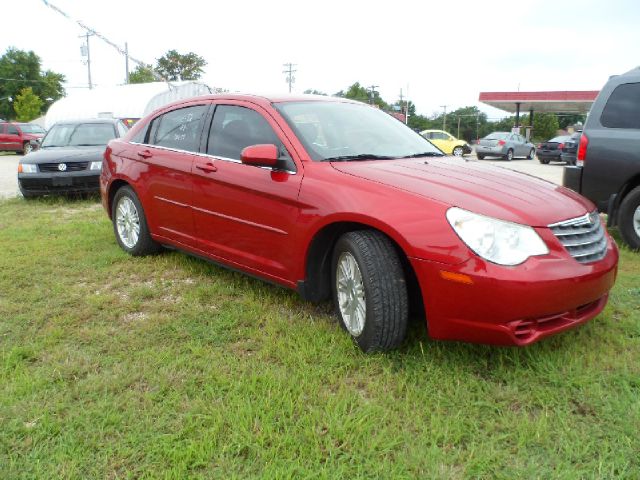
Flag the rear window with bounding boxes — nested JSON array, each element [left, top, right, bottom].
[[600, 82, 640, 129], [485, 132, 509, 140], [549, 136, 571, 143]]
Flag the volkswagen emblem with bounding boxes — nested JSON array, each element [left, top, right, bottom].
[[58, 163, 67, 171]]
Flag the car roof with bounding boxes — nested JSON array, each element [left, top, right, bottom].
[[50, 118, 122, 126]]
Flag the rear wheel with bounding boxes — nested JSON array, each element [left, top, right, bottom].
[[452, 146, 464, 157], [331, 230, 408, 352], [527, 148, 535, 160], [504, 149, 514, 161], [112, 185, 161, 256], [477, 153, 485, 160], [539, 158, 550, 165], [618, 186, 640, 250]]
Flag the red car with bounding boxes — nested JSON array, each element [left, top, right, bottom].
[[0, 121, 46, 155], [100, 94, 618, 352]]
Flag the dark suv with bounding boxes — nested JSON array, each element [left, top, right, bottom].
[[563, 67, 640, 249]]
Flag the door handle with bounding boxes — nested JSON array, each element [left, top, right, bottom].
[[195, 162, 217, 173], [137, 149, 152, 159]]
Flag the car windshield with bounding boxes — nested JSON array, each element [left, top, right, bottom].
[[484, 132, 510, 140], [274, 101, 443, 161], [41, 123, 116, 147], [19, 124, 46, 134]]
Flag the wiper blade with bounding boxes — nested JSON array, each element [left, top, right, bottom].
[[398, 152, 445, 158], [322, 154, 395, 162]]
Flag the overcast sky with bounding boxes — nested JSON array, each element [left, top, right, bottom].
[[3, 0, 640, 119]]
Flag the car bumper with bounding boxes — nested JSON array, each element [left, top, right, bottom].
[[18, 171, 100, 194], [562, 165, 583, 193], [410, 235, 618, 346], [475, 145, 506, 155], [536, 151, 562, 161]]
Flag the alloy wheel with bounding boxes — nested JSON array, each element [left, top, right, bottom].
[[336, 251, 366, 336]]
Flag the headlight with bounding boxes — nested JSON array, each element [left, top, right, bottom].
[[20, 163, 38, 173], [89, 161, 102, 171], [446, 207, 548, 266]]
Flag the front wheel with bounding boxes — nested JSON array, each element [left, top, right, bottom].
[[112, 185, 161, 256], [618, 186, 640, 250], [452, 146, 464, 157], [527, 148, 535, 160], [22, 142, 33, 155], [332, 231, 409, 352]]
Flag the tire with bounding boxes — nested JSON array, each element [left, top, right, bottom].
[[528, 148, 535, 160], [22, 142, 33, 156], [452, 146, 464, 157], [617, 186, 640, 250], [331, 230, 409, 352], [111, 185, 161, 256], [477, 153, 485, 160], [539, 158, 550, 165], [504, 149, 514, 161]]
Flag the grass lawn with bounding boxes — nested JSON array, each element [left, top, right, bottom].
[[1, 196, 638, 479]]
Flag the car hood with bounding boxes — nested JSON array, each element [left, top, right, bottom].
[[330, 157, 594, 227], [21, 146, 106, 163]]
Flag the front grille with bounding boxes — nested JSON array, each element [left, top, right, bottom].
[[39, 162, 89, 172], [549, 211, 607, 263]]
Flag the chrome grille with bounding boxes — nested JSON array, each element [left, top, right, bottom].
[[549, 211, 607, 263]]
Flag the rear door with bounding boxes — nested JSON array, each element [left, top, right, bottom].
[[191, 102, 304, 285], [137, 103, 209, 248]]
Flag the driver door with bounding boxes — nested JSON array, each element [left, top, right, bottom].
[[191, 102, 304, 285]]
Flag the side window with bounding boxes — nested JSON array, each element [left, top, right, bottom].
[[600, 82, 640, 129], [0, 123, 6, 134], [423, 132, 433, 139], [7, 124, 19, 135], [207, 105, 282, 160], [131, 122, 149, 144], [149, 105, 207, 152]]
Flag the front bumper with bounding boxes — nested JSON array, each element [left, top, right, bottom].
[[18, 171, 100, 195], [410, 232, 618, 346]]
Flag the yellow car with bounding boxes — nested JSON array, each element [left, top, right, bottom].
[[420, 129, 471, 156]]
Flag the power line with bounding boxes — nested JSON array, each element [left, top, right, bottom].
[[41, 0, 168, 83]]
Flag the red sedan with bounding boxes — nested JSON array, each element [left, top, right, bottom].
[[100, 94, 618, 352]]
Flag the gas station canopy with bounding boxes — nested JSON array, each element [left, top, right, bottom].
[[478, 91, 599, 114]]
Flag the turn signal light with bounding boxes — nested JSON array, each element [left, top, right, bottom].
[[17, 164, 23, 173], [439, 270, 474, 285]]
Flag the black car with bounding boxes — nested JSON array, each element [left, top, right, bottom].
[[536, 135, 572, 164], [563, 67, 640, 249], [559, 132, 581, 166], [18, 119, 127, 198]]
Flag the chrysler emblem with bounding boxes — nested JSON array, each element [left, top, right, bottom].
[[58, 163, 67, 171]]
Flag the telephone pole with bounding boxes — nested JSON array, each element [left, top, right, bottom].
[[440, 105, 448, 131], [367, 85, 379, 105], [125, 42, 130, 84], [283, 63, 297, 93], [79, 32, 94, 89]]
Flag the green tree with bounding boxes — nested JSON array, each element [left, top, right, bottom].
[[335, 82, 389, 109], [155, 50, 206, 81], [13, 87, 42, 122], [0, 47, 65, 119], [532, 113, 560, 141], [129, 64, 157, 84], [303, 89, 327, 95]]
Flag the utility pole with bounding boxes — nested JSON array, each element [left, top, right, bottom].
[[125, 42, 130, 84], [283, 63, 297, 93], [367, 85, 379, 105], [440, 105, 448, 131], [79, 32, 94, 89]]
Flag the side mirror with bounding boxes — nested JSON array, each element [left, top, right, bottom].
[[240, 144, 279, 167]]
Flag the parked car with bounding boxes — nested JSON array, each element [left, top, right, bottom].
[[101, 94, 618, 352], [564, 67, 640, 249], [536, 135, 572, 164], [476, 132, 536, 160], [0, 121, 46, 155], [420, 129, 471, 156], [18, 118, 128, 197], [560, 132, 582, 166]]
